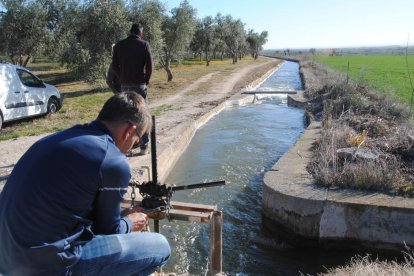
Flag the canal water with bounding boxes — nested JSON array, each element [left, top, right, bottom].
[[160, 61, 360, 275]]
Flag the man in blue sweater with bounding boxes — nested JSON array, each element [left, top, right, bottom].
[[0, 92, 171, 275]]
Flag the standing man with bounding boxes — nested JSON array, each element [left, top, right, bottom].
[[112, 23, 153, 155], [0, 92, 171, 275]]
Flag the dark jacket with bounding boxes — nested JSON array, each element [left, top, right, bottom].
[[112, 35, 153, 85], [0, 121, 132, 275]]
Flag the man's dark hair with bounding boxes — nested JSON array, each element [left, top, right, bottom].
[[130, 23, 143, 35], [98, 92, 151, 134]]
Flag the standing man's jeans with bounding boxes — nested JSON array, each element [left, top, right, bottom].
[[71, 232, 170, 275], [122, 84, 147, 99], [121, 84, 149, 149]]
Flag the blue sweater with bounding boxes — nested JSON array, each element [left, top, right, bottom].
[[0, 121, 133, 275]]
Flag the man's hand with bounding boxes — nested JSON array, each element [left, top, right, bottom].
[[126, 212, 148, 232], [122, 205, 146, 216]]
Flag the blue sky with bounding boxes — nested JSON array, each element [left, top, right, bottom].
[[166, 0, 414, 50]]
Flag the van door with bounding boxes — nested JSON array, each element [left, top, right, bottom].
[[16, 69, 48, 116], [0, 66, 28, 121]]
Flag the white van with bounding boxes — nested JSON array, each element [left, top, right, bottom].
[[0, 63, 63, 128]]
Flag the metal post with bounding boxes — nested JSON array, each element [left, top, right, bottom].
[[150, 115, 160, 233], [346, 60, 350, 85], [210, 211, 223, 276], [154, 220, 160, 233]]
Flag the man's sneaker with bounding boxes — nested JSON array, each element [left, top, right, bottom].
[[138, 147, 150, 156], [131, 141, 140, 149]]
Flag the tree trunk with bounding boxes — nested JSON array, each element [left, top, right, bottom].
[[199, 52, 202, 61], [232, 52, 237, 64], [165, 67, 173, 81], [19, 55, 24, 66], [10, 54, 17, 65], [205, 52, 210, 66], [160, 56, 174, 82], [23, 55, 32, 67]]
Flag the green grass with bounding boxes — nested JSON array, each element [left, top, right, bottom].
[[314, 55, 414, 104], [152, 104, 177, 116]]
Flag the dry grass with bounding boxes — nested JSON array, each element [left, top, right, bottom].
[[319, 250, 414, 276], [307, 81, 414, 194]]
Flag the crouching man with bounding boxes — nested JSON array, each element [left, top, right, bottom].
[[0, 92, 170, 275]]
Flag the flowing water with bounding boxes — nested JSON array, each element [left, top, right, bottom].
[[160, 61, 377, 275]]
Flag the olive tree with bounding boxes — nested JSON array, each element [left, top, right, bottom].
[[160, 0, 196, 81], [190, 16, 215, 66], [212, 35, 227, 60], [0, 0, 50, 66], [237, 29, 248, 60], [246, 29, 268, 59], [60, 0, 128, 83], [189, 20, 204, 61], [215, 14, 245, 64]]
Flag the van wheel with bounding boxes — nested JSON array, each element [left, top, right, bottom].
[[0, 114, 3, 129], [47, 98, 58, 114]]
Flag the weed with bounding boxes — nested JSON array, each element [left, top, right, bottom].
[[319, 249, 414, 276], [152, 104, 176, 116]]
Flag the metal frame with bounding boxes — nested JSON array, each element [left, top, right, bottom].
[[122, 199, 223, 275]]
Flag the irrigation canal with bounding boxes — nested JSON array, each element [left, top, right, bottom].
[[160, 61, 392, 275]]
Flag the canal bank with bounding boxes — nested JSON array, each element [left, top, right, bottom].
[[262, 59, 414, 251]]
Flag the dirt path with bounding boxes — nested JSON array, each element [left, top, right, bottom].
[[0, 58, 280, 189]]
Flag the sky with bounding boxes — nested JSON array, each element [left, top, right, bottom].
[[166, 0, 414, 50]]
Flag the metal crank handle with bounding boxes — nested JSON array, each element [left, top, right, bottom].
[[122, 205, 166, 216], [143, 206, 166, 214]]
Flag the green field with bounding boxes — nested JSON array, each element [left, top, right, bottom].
[[314, 55, 414, 105]]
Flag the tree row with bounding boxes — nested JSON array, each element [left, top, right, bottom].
[[0, 0, 268, 82]]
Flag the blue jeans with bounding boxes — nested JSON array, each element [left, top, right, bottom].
[[121, 84, 147, 100], [71, 232, 170, 276]]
